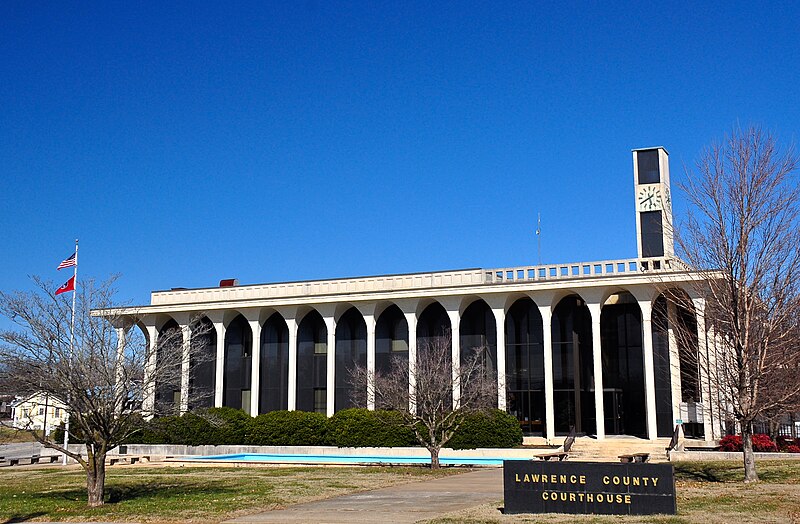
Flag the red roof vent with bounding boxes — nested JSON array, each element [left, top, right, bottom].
[[219, 279, 239, 287]]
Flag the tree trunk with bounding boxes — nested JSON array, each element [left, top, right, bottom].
[[86, 449, 107, 506], [742, 423, 759, 483], [429, 446, 440, 469]]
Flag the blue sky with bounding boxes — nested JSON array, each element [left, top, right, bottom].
[[2, 1, 798, 307]]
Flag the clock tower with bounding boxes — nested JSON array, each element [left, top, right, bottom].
[[633, 147, 674, 259]]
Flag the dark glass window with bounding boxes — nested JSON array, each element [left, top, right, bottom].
[[223, 315, 252, 412], [297, 310, 327, 413], [335, 308, 367, 411], [155, 319, 181, 414], [189, 317, 216, 410], [641, 211, 664, 257], [601, 300, 646, 437], [637, 150, 660, 184], [652, 296, 675, 437], [505, 298, 545, 436], [376, 305, 408, 383], [460, 300, 497, 401], [260, 313, 289, 413], [552, 296, 595, 436]]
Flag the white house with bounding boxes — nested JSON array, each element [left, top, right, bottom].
[[11, 392, 68, 435]]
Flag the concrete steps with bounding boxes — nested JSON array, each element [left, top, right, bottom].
[[567, 437, 672, 463]]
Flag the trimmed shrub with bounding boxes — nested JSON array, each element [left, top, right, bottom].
[[448, 409, 523, 450], [787, 445, 800, 453], [202, 407, 250, 445], [718, 434, 778, 452], [247, 410, 328, 446], [326, 408, 416, 447], [777, 436, 799, 452]]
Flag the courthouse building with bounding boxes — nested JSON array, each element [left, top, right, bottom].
[[106, 147, 723, 443]]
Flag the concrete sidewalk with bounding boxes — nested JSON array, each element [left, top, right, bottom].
[[226, 467, 503, 523]]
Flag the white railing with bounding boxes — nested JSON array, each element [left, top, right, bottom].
[[150, 258, 682, 306], [483, 257, 678, 284]]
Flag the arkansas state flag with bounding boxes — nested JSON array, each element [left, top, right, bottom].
[[55, 276, 75, 295]]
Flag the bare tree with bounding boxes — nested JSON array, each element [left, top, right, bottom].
[[353, 331, 495, 468], [675, 125, 800, 482], [0, 276, 212, 506]]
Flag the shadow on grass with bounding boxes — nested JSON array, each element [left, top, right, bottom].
[[27, 482, 242, 506], [674, 463, 728, 482], [3, 513, 47, 523]]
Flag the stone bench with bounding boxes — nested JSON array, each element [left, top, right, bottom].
[[535, 452, 569, 461], [108, 455, 150, 466], [618, 453, 650, 463]]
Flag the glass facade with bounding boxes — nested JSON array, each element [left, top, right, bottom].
[[297, 310, 327, 413], [335, 308, 367, 411], [260, 313, 289, 413], [376, 305, 408, 387], [460, 300, 497, 400], [600, 297, 646, 437], [223, 315, 252, 412], [505, 298, 545, 436], [552, 296, 595, 435], [652, 296, 676, 437], [189, 316, 216, 410], [155, 319, 181, 414]]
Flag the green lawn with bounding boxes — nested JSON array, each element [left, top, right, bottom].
[[0, 424, 34, 444], [429, 461, 800, 524], [1, 461, 799, 523], [0, 464, 460, 523]]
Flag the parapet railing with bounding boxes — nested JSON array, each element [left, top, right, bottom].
[[149, 257, 682, 306], [483, 257, 679, 284]]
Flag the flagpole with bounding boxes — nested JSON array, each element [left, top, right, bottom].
[[63, 239, 77, 465]]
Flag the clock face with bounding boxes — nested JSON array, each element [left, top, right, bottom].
[[638, 185, 663, 212]]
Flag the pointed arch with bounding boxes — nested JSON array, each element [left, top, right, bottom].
[[155, 318, 181, 414], [223, 314, 252, 411], [189, 316, 216, 410], [297, 309, 327, 413], [552, 295, 595, 435], [505, 297, 545, 436], [260, 312, 289, 413], [460, 299, 497, 400], [601, 291, 646, 437], [335, 307, 367, 411], [376, 304, 408, 377]]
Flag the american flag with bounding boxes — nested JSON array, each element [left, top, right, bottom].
[[57, 252, 76, 270]]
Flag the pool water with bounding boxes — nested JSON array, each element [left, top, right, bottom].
[[187, 453, 510, 466]]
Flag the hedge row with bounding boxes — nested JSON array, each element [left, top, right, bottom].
[[719, 434, 800, 453], [126, 407, 522, 449]]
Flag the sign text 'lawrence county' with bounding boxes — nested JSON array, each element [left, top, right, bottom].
[[503, 460, 676, 515]]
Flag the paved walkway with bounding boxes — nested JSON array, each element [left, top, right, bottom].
[[226, 467, 503, 523]]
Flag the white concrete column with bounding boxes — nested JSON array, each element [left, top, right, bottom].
[[587, 302, 605, 440], [404, 311, 418, 413], [286, 316, 298, 411], [213, 320, 226, 408], [491, 307, 507, 410], [324, 315, 336, 417], [180, 324, 191, 414], [667, 301, 683, 425], [364, 313, 376, 410], [706, 325, 723, 439], [248, 318, 262, 417], [538, 304, 555, 443], [692, 297, 714, 441], [446, 309, 461, 409], [114, 326, 127, 414], [639, 300, 659, 440], [142, 323, 158, 418]]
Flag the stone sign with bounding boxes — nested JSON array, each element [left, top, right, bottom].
[[503, 460, 676, 515]]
